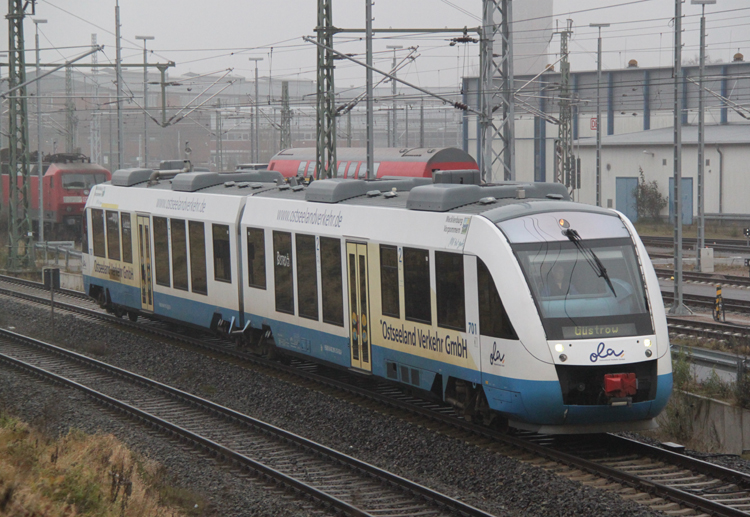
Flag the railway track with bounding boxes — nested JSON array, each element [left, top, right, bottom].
[[5, 277, 750, 514], [0, 328, 495, 517], [654, 269, 750, 289], [642, 236, 750, 255]]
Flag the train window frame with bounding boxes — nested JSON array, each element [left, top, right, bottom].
[[403, 247, 431, 325], [477, 258, 517, 340], [320, 237, 344, 326], [105, 210, 121, 261], [91, 208, 105, 258], [153, 216, 171, 287], [212, 224, 232, 283], [295, 233, 319, 321], [379, 245, 400, 318], [246, 227, 266, 289], [273, 230, 294, 315], [189, 221, 208, 295], [120, 212, 133, 264], [171, 218, 189, 291], [435, 251, 466, 331]]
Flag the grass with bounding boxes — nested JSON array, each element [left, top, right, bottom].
[[0, 411, 207, 516]]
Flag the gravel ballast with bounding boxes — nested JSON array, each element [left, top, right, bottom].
[[0, 297, 672, 516]]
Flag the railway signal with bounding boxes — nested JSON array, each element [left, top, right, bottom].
[[713, 284, 725, 322], [744, 228, 750, 247]]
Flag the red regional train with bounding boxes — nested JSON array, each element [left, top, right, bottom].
[[2, 153, 111, 239], [267, 147, 478, 179]]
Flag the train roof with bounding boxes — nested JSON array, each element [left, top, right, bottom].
[[270, 147, 476, 165], [106, 167, 616, 219]]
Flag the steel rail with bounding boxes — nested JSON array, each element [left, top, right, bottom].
[[3, 278, 750, 514], [0, 329, 496, 517]]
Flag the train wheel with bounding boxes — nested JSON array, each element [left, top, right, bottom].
[[113, 306, 124, 318], [128, 312, 138, 322], [97, 290, 107, 309]]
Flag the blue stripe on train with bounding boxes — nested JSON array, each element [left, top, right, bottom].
[[84, 276, 240, 329], [87, 274, 672, 427]]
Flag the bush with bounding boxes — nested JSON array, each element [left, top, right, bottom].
[[635, 167, 667, 221]]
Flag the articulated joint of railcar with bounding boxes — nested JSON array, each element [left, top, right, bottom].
[[210, 312, 251, 341]]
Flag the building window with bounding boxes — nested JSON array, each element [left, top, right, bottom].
[[247, 227, 266, 289], [380, 245, 399, 318], [273, 231, 294, 314], [171, 219, 189, 291], [106, 210, 121, 261], [189, 221, 207, 295], [477, 258, 517, 339], [121, 213, 133, 264], [212, 224, 231, 283], [153, 217, 170, 287], [296, 234, 318, 320], [91, 209, 105, 258], [404, 247, 431, 324], [320, 237, 343, 326], [436, 251, 465, 330]]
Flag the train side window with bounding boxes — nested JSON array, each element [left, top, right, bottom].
[[153, 216, 171, 287], [247, 227, 266, 289], [273, 231, 294, 314], [295, 234, 318, 320], [320, 237, 344, 326], [297, 162, 307, 176], [337, 162, 347, 177], [212, 224, 232, 283], [404, 247, 431, 324], [171, 219, 189, 291], [189, 221, 207, 295], [105, 210, 121, 261], [120, 213, 133, 263], [436, 251, 465, 330], [306, 162, 315, 177], [373, 162, 380, 177], [91, 208, 105, 258], [380, 245, 399, 318], [477, 258, 517, 339]]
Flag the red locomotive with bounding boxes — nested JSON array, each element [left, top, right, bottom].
[[268, 147, 478, 179], [2, 152, 111, 239]]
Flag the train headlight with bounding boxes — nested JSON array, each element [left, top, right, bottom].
[[644, 339, 652, 348], [559, 354, 568, 362], [555, 343, 564, 353]]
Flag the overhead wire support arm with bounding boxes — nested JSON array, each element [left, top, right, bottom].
[[0, 45, 103, 98], [302, 36, 480, 117]]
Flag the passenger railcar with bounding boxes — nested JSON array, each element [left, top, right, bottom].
[[82, 168, 671, 434], [267, 147, 478, 179]]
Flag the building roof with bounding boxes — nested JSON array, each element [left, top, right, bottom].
[[575, 124, 750, 147]]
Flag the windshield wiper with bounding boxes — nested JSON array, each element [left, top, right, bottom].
[[564, 228, 617, 297]]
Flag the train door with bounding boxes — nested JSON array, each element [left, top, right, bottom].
[[346, 242, 371, 372], [137, 215, 154, 312]]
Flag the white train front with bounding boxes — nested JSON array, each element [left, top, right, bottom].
[[82, 168, 672, 434]]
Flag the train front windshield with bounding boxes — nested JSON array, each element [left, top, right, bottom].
[[62, 173, 108, 190], [513, 238, 653, 340]]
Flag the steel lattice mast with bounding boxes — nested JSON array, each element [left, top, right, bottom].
[[90, 34, 102, 165], [479, 0, 515, 183], [554, 20, 574, 190], [65, 65, 77, 152], [315, 0, 336, 178], [280, 81, 292, 150], [6, 0, 35, 270]]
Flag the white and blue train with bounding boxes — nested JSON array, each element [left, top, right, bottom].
[[82, 167, 672, 434]]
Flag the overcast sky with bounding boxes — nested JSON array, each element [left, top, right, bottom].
[[5, 0, 750, 91]]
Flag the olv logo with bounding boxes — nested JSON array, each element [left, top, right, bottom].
[[589, 342, 624, 363]]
